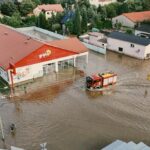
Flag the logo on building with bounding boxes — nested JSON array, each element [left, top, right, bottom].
[[39, 49, 52, 59]]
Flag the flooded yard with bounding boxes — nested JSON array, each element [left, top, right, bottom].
[[0, 51, 150, 150]]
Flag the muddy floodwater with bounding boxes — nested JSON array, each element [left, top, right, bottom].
[[0, 51, 150, 150]]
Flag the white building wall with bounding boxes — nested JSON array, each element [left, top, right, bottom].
[[45, 11, 57, 19], [8, 52, 88, 84], [33, 7, 41, 16], [107, 37, 146, 59], [145, 44, 150, 58], [112, 15, 135, 28], [89, 0, 116, 7]]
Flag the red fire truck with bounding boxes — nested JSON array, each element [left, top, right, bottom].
[[86, 72, 117, 90]]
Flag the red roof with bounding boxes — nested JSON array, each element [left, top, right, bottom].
[[38, 4, 64, 12], [48, 37, 88, 53], [123, 11, 150, 23], [0, 25, 88, 70], [0, 24, 43, 69]]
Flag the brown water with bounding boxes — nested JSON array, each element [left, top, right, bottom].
[[0, 51, 150, 150]]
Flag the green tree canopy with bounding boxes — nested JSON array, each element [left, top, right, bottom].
[[41, 0, 56, 4], [1, 12, 22, 27], [36, 12, 49, 29], [19, 0, 36, 16], [81, 7, 88, 33], [73, 5, 81, 36], [0, 2, 17, 16]]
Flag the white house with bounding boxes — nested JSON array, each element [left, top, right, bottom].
[[135, 24, 150, 39], [89, 0, 116, 7], [33, 4, 64, 20], [112, 11, 150, 28], [107, 31, 150, 59]]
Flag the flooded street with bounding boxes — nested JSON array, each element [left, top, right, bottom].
[[0, 51, 150, 150]]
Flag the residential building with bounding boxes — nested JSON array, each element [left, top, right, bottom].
[[89, 0, 117, 7], [0, 24, 88, 85], [135, 24, 150, 39], [33, 4, 64, 19], [112, 11, 150, 28], [107, 31, 150, 59]]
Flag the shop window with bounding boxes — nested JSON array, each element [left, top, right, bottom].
[[131, 44, 134, 47]]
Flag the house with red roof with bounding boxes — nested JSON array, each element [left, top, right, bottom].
[[33, 4, 64, 19], [112, 11, 150, 28], [0, 24, 88, 85]]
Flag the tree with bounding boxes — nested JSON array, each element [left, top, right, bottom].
[[105, 3, 117, 19], [126, 29, 133, 34], [1, 12, 22, 27], [52, 23, 61, 31], [81, 8, 88, 33], [37, 12, 49, 29], [73, 5, 81, 36], [0, 2, 17, 16], [65, 20, 74, 34], [142, 0, 150, 10], [97, 5, 102, 13], [118, 3, 129, 14], [22, 15, 38, 26], [41, 0, 56, 4], [19, 0, 36, 16]]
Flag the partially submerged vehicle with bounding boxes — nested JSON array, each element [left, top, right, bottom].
[[86, 72, 117, 91]]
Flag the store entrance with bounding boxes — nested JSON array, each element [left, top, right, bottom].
[[43, 63, 55, 75]]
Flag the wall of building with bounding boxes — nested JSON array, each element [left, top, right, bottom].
[[112, 15, 135, 28], [107, 37, 146, 59], [8, 52, 88, 84], [33, 7, 41, 16], [33, 8, 58, 19], [45, 11, 57, 19], [89, 0, 116, 7], [145, 44, 150, 59]]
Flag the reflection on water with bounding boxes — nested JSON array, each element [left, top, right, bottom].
[[0, 51, 150, 150]]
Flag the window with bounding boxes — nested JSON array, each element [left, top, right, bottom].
[[131, 44, 134, 48], [146, 53, 150, 58], [118, 47, 123, 52]]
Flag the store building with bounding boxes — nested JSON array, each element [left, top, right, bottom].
[[0, 24, 88, 85]]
